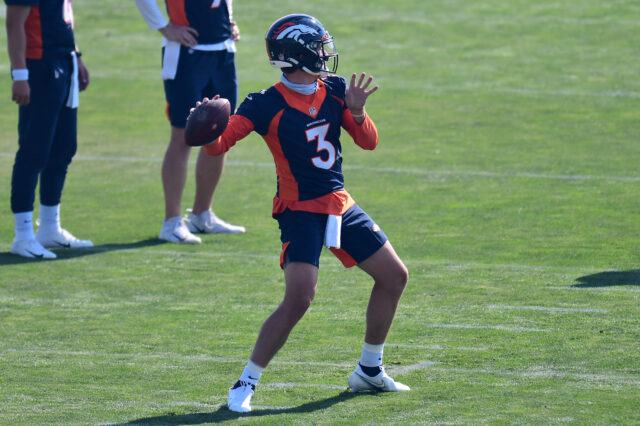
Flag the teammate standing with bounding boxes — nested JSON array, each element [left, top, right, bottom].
[[5, 0, 93, 259], [135, 0, 245, 244], [196, 14, 410, 412]]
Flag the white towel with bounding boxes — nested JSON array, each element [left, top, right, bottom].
[[161, 39, 181, 80], [324, 214, 342, 249], [65, 51, 79, 108]]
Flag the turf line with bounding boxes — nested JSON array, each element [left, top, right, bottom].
[[0, 242, 615, 275], [168, 401, 221, 408], [262, 382, 346, 390], [486, 305, 608, 313], [390, 344, 487, 351], [426, 324, 546, 332], [380, 12, 640, 27], [548, 286, 640, 293], [428, 367, 640, 385], [4, 349, 638, 386], [2, 152, 640, 182]]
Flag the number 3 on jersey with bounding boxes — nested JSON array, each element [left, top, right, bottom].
[[306, 124, 336, 170]]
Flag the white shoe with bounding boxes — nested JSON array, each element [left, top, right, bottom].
[[36, 228, 93, 249], [11, 239, 56, 259], [159, 217, 202, 244], [227, 380, 255, 413], [186, 209, 245, 234], [348, 364, 410, 392]]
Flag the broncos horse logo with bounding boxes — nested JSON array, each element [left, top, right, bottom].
[[272, 23, 319, 41]]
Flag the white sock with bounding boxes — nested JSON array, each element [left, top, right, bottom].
[[360, 342, 384, 367], [39, 204, 61, 233], [14, 211, 35, 241], [239, 360, 264, 385], [164, 216, 182, 227]]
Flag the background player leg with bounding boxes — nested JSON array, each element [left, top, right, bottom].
[[36, 105, 92, 249], [158, 126, 201, 244], [348, 241, 410, 392], [228, 261, 318, 412], [193, 148, 224, 214], [186, 149, 245, 234]]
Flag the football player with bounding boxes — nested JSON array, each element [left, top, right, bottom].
[[5, 0, 93, 258], [199, 14, 410, 412], [135, 0, 245, 244]]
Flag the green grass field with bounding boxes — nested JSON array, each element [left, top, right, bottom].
[[1, 0, 639, 424]]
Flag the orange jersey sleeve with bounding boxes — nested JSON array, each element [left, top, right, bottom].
[[341, 110, 379, 150], [203, 114, 255, 157]]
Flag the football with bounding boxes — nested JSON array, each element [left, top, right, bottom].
[[184, 97, 231, 146]]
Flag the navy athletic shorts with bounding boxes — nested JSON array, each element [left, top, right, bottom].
[[276, 204, 388, 269], [163, 46, 238, 128]]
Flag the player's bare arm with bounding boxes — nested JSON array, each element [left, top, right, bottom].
[[134, 0, 198, 47], [346, 72, 379, 124], [6, 5, 31, 106]]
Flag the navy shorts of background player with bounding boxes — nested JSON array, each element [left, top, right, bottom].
[[8, 0, 78, 213], [163, 0, 238, 127]]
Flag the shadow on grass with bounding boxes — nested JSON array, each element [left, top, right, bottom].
[[124, 390, 360, 424], [0, 238, 165, 265], [574, 270, 640, 287]]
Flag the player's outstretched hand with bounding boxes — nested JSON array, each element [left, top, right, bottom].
[[346, 72, 378, 118]]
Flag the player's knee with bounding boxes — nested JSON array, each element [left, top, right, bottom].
[[16, 149, 48, 173], [388, 263, 408, 295], [283, 292, 315, 323], [397, 264, 409, 290]]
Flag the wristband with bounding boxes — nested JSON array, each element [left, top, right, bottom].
[[351, 111, 366, 119], [11, 69, 29, 81]]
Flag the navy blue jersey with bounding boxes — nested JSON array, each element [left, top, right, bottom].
[[5, 0, 75, 59], [165, 0, 231, 44], [237, 76, 349, 201]]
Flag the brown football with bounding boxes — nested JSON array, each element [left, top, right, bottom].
[[184, 97, 231, 146]]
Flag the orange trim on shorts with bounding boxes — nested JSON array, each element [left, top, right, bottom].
[[329, 247, 358, 268], [280, 241, 291, 269]]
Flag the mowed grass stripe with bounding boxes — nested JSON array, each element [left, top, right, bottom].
[[4, 152, 640, 181], [3, 348, 638, 386], [486, 305, 608, 313], [0, 243, 618, 276], [549, 286, 640, 293]]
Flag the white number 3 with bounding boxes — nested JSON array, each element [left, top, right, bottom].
[[210, 0, 222, 7], [306, 124, 336, 170]]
